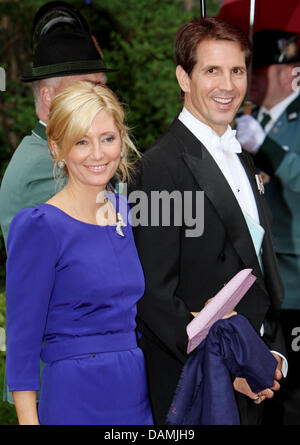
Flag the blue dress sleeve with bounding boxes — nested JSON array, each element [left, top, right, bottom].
[[5, 207, 57, 391]]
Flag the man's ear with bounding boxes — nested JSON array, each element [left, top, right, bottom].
[[176, 65, 191, 94], [40, 85, 55, 109], [279, 65, 295, 92]]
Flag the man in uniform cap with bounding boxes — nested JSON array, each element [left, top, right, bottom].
[[236, 29, 300, 425], [0, 2, 117, 405]]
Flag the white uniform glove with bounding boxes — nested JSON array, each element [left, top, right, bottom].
[[235, 115, 266, 154]]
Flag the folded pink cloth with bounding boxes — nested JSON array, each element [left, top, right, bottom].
[[186, 269, 256, 354]]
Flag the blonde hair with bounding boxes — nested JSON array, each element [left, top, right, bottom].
[[46, 80, 140, 183]]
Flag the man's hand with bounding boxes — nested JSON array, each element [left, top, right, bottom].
[[235, 115, 266, 154], [233, 352, 282, 404]]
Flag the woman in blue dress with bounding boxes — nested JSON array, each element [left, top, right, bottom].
[[5, 81, 153, 425]]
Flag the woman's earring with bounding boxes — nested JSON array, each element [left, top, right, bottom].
[[120, 152, 125, 159], [57, 160, 66, 169]]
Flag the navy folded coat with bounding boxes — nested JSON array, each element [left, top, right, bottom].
[[166, 314, 278, 425]]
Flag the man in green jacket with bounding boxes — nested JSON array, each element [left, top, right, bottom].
[[236, 29, 300, 425]]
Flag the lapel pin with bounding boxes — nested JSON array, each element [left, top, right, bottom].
[[288, 112, 298, 121], [255, 174, 264, 195]]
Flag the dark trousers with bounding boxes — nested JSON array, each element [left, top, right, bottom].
[[262, 309, 300, 425]]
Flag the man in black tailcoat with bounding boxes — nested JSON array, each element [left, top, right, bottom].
[[132, 17, 287, 425]]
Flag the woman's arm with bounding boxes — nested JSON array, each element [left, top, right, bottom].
[[12, 391, 40, 425], [6, 209, 57, 422]]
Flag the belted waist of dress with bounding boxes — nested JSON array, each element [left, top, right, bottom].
[[41, 331, 138, 363]]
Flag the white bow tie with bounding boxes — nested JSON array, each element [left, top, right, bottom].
[[216, 129, 242, 155]]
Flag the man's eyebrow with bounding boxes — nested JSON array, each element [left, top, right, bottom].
[[232, 65, 247, 70], [200, 64, 219, 71], [81, 80, 106, 86], [200, 64, 247, 71]]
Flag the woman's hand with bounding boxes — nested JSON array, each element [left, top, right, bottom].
[[12, 391, 40, 425]]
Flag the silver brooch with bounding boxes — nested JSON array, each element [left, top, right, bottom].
[[116, 212, 126, 237]]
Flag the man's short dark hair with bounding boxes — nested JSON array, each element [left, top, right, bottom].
[[175, 17, 252, 77]]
